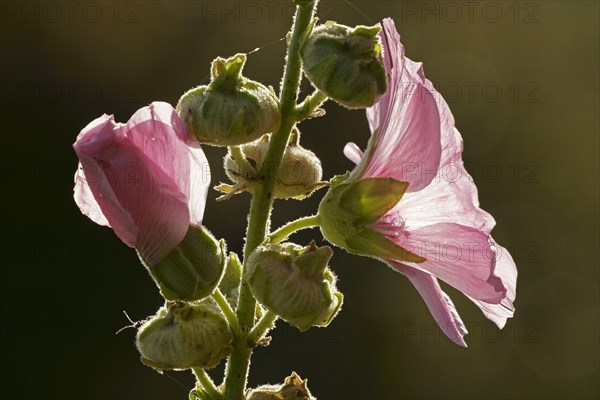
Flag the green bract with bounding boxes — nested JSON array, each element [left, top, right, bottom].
[[138, 226, 226, 302], [300, 21, 387, 109], [318, 176, 425, 262], [177, 53, 281, 146], [136, 301, 233, 370], [245, 242, 343, 331]]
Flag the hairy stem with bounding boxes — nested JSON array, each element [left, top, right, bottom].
[[212, 289, 240, 335], [193, 368, 224, 400], [269, 215, 321, 244], [247, 311, 278, 346], [222, 2, 319, 399], [295, 89, 328, 121], [229, 146, 257, 176]]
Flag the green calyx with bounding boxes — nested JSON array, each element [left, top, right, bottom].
[[136, 300, 233, 371], [300, 21, 388, 109], [176, 53, 281, 146], [139, 226, 226, 302], [318, 176, 425, 263], [245, 242, 343, 331]]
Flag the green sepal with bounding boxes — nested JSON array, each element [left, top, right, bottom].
[[340, 178, 409, 226], [330, 172, 350, 186], [218, 252, 243, 308], [140, 226, 227, 302], [293, 241, 333, 278], [353, 25, 381, 39], [211, 53, 246, 90], [345, 227, 425, 263], [304, 53, 338, 92]]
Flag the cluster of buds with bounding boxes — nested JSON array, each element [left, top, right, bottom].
[[221, 129, 326, 199], [70, 7, 520, 399]]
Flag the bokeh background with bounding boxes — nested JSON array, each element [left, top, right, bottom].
[[1, 1, 598, 399]]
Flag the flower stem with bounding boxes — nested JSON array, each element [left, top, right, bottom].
[[193, 368, 224, 400], [229, 146, 257, 176], [269, 215, 321, 244], [247, 311, 278, 346], [295, 90, 328, 121], [212, 289, 240, 335], [222, 2, 319, 399]]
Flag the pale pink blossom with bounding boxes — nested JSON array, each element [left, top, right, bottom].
[[345, 19, 517, 346], [73, 102, 210, 267]]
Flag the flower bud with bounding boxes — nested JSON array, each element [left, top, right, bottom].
[[245, 242, 343, 331], [300, 21, 388, 109], [223, 130, 325, 199], [136, 301, 233, 370], [177, 53, 281, 146], [247, 372, 314, 400], [138, 226, 226, 302]]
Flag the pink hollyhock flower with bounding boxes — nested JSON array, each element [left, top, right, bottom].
[[73, 101, 210, 268], [323, 19, 517, 346]]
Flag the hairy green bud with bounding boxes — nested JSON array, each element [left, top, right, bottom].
[[177, 53, 280, 146], [136, 301, 233, 370], [245, 242, 343, 331], [300, 21, 387, 109]]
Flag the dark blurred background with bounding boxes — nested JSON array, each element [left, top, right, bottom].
[[1, 1, 598, 399]]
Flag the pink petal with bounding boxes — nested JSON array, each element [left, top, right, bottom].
[[73, 164, 109, 227], [394, 56, 495, 232], [185, 140, 211, 227], [467, 239, 517, 328], [74, 115, 138, 246], [392, 261, 468, 347], [126, 102, 210, 227], [343, 142, 364, 165], [389, 222, 507, 303], [357, 18, 442, 192], [394, 149, 496, 232]]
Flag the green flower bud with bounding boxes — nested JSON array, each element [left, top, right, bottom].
[[177, 53, 281, 146], [318, 176, 425, 263], [247, 372, 314, 400], [245, 242, 343, 331], [138, 226, 226, 302], [136, 301, 233, 370], [222, 130, 325, 199], [300, 21, 388, 109]]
